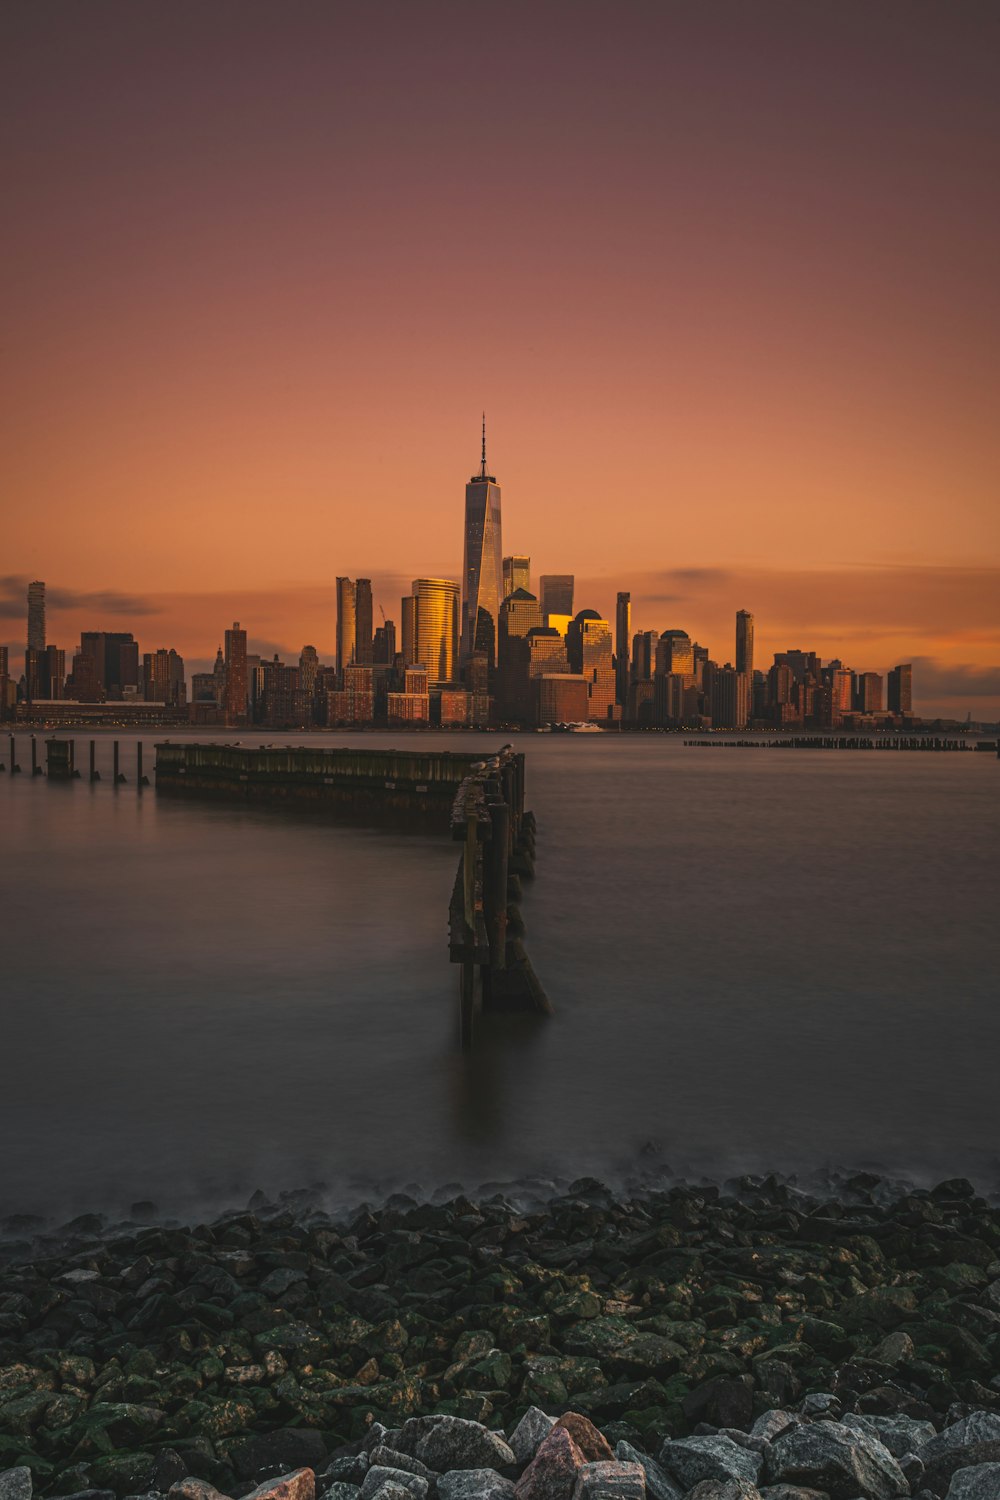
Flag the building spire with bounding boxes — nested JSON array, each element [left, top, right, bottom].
[[480, 411, 487, 479]]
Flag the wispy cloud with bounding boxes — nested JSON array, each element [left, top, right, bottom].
[[0, 575, 159, 621]]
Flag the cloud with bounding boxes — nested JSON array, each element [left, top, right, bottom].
[[0, 574, 159, 621], [909, 656, 1000, 699]]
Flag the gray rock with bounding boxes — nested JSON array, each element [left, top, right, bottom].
[[613, 1443, 684, 1500], [322, 1487, 361, 1500], [360, 1470, 428, 1500], [898, 1453, 924, 1489], [368, 1454, 433, 1483], [243, 1474, 317, 1500], [757, 1488, 828, 1499], [658, 1436, 762, 1491], [367, 1486, 413, 1500], [413, 1418, 516, 1473], [799, 1394, 839, 1419], [438, 1472, 516, 1500], [765, 1421, 908, 1500], [571, 1462, 645, 1500], [510, 1410, 558, 1466], [946, 1463, 1000, 1499], [923, 1413, 1000, 1463], [841, 1412, 937, 1458], [168, 1483, 231, 1500], [749, 1413, 801, 1445], [0, 1473, 32, 1500], [323, 1459, 370, 1487], [868, 1332, 915, 1366], [686, 1483, 762, 1500]]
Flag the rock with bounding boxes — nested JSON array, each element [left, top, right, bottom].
[[555, 1416, 614, 1463], [570, 1461, 645, 1500], [756, 1488, 827, 1499], [749, 1413, 801, 1445], [838, 1288, 919, 1330], [167, 1483, 232, 1500], [922, 1412, 1000, 1463], [765, 1421, 909, 1499], [229, 1432, 329, 1480], [613, 1443, 683, 1500], [658, 1437, 762, 1491], [243, 1471, 316, 1500], [799, 1394, 839, 1419], [412, 1419, 516, 1474], [516, 1425, 587, 1500], [869, 1333, 916, 1366], [438, 1472, 516, 1500], [945, 1464, 1000, 1499], [841, 1412, 936, 1458], [365, 1486, 412, 1500], [922, 1442, 1000, 1496], [510, 1410, 558, 1466], [360, 1471, 428, 1500], [366, 1452, 433, 1482], [686, 1483, 762, 1500], [683, 1378, 754, 1433], [0, 1472, 31, 1500], [322, 1486, 361, 1500]]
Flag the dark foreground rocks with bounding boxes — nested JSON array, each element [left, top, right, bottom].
[[1, 1175, 999, 1499]]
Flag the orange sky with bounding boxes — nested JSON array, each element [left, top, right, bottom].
[[2, 2, 998, 716]]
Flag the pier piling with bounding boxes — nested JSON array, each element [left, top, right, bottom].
[[90, 740, 100, 781], [31, 736, 40, 776], [113, 741, 125, 783]]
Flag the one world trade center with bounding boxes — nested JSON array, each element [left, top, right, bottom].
[[460, 416, 503, 668]]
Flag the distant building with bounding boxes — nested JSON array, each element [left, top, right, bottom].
[[388, 665, 430, 726], [526, 625, 569, 677], [888, 663, 913, 715], [499, 588, 542, 640], [373, 619, 396, 664], [631, 630, 659, 683], [191, 671, 217, 704], [502, 555, 530, 599], [567, 610, 615, 721], [539, 574, 574, 618], [299, 645, 320, 696], [336, 577, 357, 673], [710, 664, 750, 730], [412, 577, 460, 687], [224, 622, 248, 726], [535, 672, 589, 726], [654, 672, 700, 727], [355, 579, 374, 664], [735, 609, 754, 678], [854, 671, 883, 713], [27, 581, 45, 653], [400, 594, 417, 667], [461, 418, 503, 666], [655, 630, 694, 676], [143, 648, 186, 707], [439, 687, 472, 727], [615, 592, 631, 707]]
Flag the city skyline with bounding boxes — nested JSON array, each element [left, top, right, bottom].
[[1, 3, 997, 722]]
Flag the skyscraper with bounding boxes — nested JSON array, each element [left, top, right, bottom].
[[615, 592, 631, 707], [461, 416, 503, 666], [355, 579, 374, 664], [224, 621, 248, 726], [502, 556, 530, 599], [336, 577, 357, 673], [736, 609, 754, 678], [567, 610, 615, 721], [412, 577, 460, 686], [400, 595, 416, 667], [888, 663, 913, 715], [540, 575, 574, 618], [27, 581, 45, 652]]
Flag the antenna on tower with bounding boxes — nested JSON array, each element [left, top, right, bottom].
[[480, 412, 487, 479]]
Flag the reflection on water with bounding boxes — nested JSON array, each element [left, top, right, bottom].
[[1, 729, 998, 1218]]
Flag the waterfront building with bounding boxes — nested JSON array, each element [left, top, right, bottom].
[[853, 671, 883, 713], [412, 577, 459, 687], [499, 587, 542, 640], [355, 579, 373, 664], [502, 555, 530, 599], [336, 577, 357, 673], [539, 574, 574, 618], [736, 609, 754, 678], [143, 648, 186, 707], [615, 592, 631, 707], [654, 672, 700, 727], [567, 610, 615, 721], [710, 663, 750, 730], [326, 664, 374, 725], [27, 581, 45, 653], [655, 629, 694, 676], [0, 646, 9, 721], [439, 687, 471, 726], [24, 648, 47, 702], [461, 418, 503, 666], [299, 645, 319, 696], [526, 625, 569, 677], [465, 650, 492, 728], [191, 671, 217, 704], [224, 621, 248, 726], [68, 649, 101, 702], [259, 655, 310, 727], [535, 672, 589, 726], [388, 665, 430, 725], [627, 677, 655, 726], [888, 663, 913, 715]]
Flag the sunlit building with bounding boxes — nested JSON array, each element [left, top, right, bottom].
[[539, 575, 574, 618], [412, 577, 459, 687], [526, 625, 569, 677], [299, 645, 319, 696], [388, 665, 430, 725], [502, 555, 530, 599], [143, 648, 187, 707], [27, 581, 45, 653], [615, 592, 631, 707], [736, 609, 754, 677], [336, 577, 357, 673], [224, 621, 248, 726], [567, 610, 615, 721], [535, 672, 589, 726], [461, 418, 503, 666], [499, 588, 542, 640], [655, 629, 694, 676]]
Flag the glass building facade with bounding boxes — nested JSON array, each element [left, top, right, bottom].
[[412, 578, 460, 687], [462, 467, 503, 666]]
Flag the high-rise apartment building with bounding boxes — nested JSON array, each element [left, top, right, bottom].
[[336, 577, 357, 674], [736, 610, 754, 678], [461, 418, 503, 666], [27, 582, 45, 652], [355, 579, 373, 664], [888, 663, 913, 715], [854, 671, 883, 713], [299, 645, 319, 695], [400, 595, 416, 668], [540, 575, 574, 618], [711, 664, 750, 730], [502, 555, 530, 599], [412, 577, 460, 686], [567, 610, 615, 721], [615, 592, 631, 707], [143, 649, 186, 707], [224, 621, 248, 726]]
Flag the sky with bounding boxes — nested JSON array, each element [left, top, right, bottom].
[[2, 0, 998, 717]]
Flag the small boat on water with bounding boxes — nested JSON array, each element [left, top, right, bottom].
[[551, 721, 604, 733]]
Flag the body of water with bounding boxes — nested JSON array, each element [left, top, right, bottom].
[[1, 730, 998, 1218]]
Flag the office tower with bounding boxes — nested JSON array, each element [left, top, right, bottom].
[[69, 649, 101, 702], [567, 610, 615, 721], [299, 645, 319, 696], [499, 588, 542, 640], [78, 631, 137, 698], [0, 647, 9, 722], [535, 673, 589, 726], [224, 621, 248, 726], [540, 574, 574, 618], [355, 579, 374, 664], [526, 626, 569, 677], [400, 595, 416, 667], [615, 592, 631, 706], [854, 671, 883, 713], [336, 577, 357, 673], [191, 672, 217, 704], [44, 646, 65, 699], [466, 650, 492, 728], [461, 416, 503, 666], [412, 577, 460, 686], [710, 664, 750, 730], [27, 581, 45, 652], [212, 646, 226, 705], [655, 629, 694, 676], [118, 639, 140, 694], [631, 630, 659, 682], [888, 663, 913, 715], [655, 672, 700, 727], [736, 609, 754, 678], [373, 619, 396, 664], [502, 555, 530, 599], [143, 648, 186, 707]]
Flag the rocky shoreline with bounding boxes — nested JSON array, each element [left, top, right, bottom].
[[2, 1176, 999, 1500]]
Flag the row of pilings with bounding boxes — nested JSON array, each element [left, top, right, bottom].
[[684, 735, 999, 753], [0, 734, 149, 783], [448, 745, 551, 1048]]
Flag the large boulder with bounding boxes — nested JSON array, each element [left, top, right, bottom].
[[658, 1436, 762, 1492], [555, 1416, 613, 1463], [438, 1471, 516, 1500], [243, 1472, 317, 1500], [613, 1442, 683, 1500], [516, 1425, 587, 1500], [0, 1472, 31, 1500], [765, 1421, 909, 1500], [840, 1412, 936, 1458], [922, 1412, 1000, 1464], [510, 1410, 557, 1466], [360, 1470, 428, 1500], [945, 1463, 1000, 1499], [397, 1418, 516, 1473], [570, 1461, 645, 1500]]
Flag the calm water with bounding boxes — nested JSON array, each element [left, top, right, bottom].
[[1, 730, 998, 1219]]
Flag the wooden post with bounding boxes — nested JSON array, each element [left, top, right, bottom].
[[9, 734, 19, 773], [69, 740, 76, 776], [31, 736, 39, 775], [463, 810, 477, 931], [137, 741, 147, 787], [483, 794, 509, 975], [90, 740, 99, 781], [114, 740, 125, 783]]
